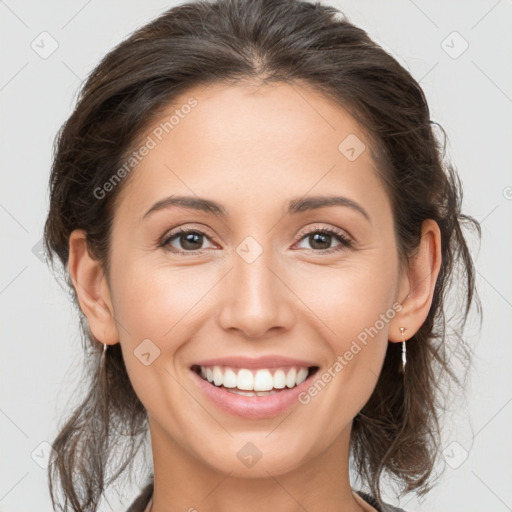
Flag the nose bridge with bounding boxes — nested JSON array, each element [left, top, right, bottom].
[[216, 236, 296, 337]]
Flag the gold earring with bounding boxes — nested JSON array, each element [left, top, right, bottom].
[[399, 327, 407, 372]]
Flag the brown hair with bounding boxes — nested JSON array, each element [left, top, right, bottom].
[[43, 0, 481, 510]]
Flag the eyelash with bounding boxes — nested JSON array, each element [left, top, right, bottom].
[[159, 224, 353, 256]]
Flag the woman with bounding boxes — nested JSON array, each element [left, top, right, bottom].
[[43, 0, 480, 511]]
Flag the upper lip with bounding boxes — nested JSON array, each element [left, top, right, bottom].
[[192, 355, 318, 370]]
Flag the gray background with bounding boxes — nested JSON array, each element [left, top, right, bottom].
[[1, 1, 511, 510]]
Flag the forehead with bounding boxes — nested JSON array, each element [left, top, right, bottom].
[[115, 81, 389, 222]]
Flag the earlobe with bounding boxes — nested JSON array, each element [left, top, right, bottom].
[[68, 229, 119, 345], [389, 219, 442, 343]]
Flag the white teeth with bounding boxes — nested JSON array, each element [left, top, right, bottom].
[[296, 368, 308, 386], [198, 365, 312, 391], [228, 389, 277, 396], [285, 367, 296, 388], [212, 366, 223, 386], [227, 389, 279, 396], [273, 369, 286, 389], [237, 369, 254, 390], [228, 389, 255, 396], [253, 369, 273, 391], [223, 368, 238, 388]]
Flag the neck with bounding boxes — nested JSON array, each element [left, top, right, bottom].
[[146, 417, 373, 512]]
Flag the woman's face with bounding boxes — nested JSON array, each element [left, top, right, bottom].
[[104, 81, 407, 477]]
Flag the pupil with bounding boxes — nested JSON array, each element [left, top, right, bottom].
[[310, 233, 330, 250], [182, 232, 202, 250]]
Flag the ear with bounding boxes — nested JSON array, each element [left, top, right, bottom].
[[388, 219, 442, 343], [68, 229, 119, 345]]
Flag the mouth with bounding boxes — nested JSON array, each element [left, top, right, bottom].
[[190, 364, 320, 397]]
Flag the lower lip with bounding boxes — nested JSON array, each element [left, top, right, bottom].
[[191, 369, 316, 419]]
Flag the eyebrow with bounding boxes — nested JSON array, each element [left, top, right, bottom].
[[142, 194, 371, 223]]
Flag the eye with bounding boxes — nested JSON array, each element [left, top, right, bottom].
[[159, 224, 353, 256], [159, 227, 216, 254], [294, 225, 352, 253]]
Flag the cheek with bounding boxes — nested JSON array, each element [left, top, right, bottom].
[[286, 263, 397, 454], [112, 257, 202, 338], [110, 259, 217, 394], [293, 267, 394, 422], [292, 257, 397, 399], [111, 261, 200, 418], [292, 256, 397, 338]]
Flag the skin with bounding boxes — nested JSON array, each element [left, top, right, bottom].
[[68, 81, 441, 512]]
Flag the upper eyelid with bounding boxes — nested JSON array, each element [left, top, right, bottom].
[[161, 224, 351, 250], [161, 224, 216, 243], [162, 223, 348, 239], [296, 223, 350, 238]]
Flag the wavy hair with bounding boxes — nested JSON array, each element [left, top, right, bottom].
[[43, 0, 481, 510]]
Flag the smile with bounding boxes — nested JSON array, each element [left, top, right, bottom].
[[192, 364, 317, 394], [190, 364, 320, 419]]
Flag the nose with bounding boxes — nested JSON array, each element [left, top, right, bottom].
[[216, 248, 298, 339]]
